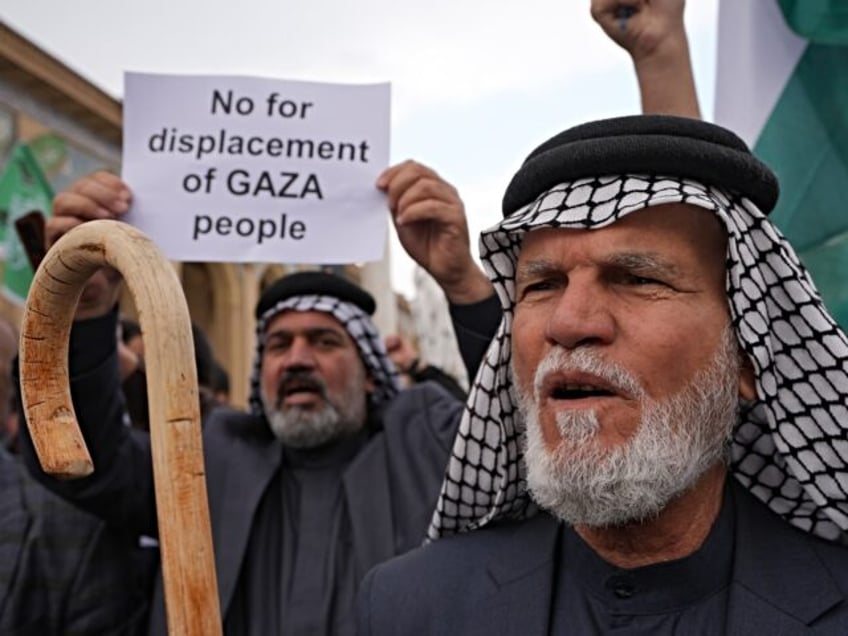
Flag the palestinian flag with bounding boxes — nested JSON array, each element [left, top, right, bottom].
[[715, 0, 848, 327], [0, 143, 52, 304]]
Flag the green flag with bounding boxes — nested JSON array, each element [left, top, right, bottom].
[[777, 0, 848, 45], [0, 143, 53, 304], [716, 1, 848, 328]]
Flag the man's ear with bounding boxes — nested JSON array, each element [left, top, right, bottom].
[[738, 354, 757, 401]]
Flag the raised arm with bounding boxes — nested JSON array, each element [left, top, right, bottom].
[[378, 161, 501, 379], [378, 160, 493, 305], [591, 0, 701, 117]]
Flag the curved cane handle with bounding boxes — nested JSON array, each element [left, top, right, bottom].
[[20, 220, 222, 636]]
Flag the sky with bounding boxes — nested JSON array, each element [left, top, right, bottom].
[[1, 0, 719, 298]]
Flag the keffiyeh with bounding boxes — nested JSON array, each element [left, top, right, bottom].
[[249, 294, 401, 418], [428, 116, 848, 542]]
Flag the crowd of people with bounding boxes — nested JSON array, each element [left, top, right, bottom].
[[2, 1, 848, 634]]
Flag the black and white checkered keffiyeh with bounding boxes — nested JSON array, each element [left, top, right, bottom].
[[248, 294, 401, 418], [428, 174, 848, 542]]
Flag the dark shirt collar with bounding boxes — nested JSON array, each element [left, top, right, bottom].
[[561, 486, 735, 614]]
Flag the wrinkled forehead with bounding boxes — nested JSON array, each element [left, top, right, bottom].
[[487, 176, 732, 260], [516, 202, 729, 266]]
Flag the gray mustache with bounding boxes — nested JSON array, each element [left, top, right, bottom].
[[276, 370, 329, 401]]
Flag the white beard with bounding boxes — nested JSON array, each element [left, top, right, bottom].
[[514, 327, 741, 528]]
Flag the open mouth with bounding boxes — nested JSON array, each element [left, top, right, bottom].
[[283, 383, 321, 397], [550, 384, 615, 400], [541, 372, 622, 403], [277, 376, 326, 406]]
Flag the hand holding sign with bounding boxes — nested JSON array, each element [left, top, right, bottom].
[[122, 73, 390, 264], [378, 160, 493, 305], [50, 171, 131, 242], [49, 171, 127, 320]]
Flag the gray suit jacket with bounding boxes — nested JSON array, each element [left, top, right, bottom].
[[206, 385, 462, 615], [358, 483, 848, 635]]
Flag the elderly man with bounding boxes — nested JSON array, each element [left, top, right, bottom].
[[19, 160, 499, 635], [356, 115, 848, 635]]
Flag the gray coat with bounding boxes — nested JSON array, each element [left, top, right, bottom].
[[357, 481, 848, 635], [206, 385, 461, 613]]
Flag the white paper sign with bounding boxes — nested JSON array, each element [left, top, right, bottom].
[[121, 72, 390, 264]]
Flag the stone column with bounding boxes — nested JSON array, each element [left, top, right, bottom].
[[359, 235, 397, 336]]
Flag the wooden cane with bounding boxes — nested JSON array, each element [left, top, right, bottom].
[[19, 219, 222, 636]]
